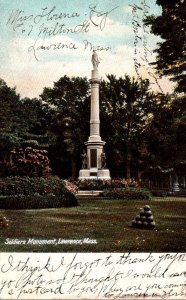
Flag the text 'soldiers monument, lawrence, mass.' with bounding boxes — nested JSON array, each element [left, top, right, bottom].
[[79, 51, 111, 180]]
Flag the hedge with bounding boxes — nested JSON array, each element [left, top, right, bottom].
[[0, 176, 72, 196], [72, 178, 139, 191], [0, 176, 78, 209], [102, 187, 151, 200]]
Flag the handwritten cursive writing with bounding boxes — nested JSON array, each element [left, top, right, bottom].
[[130, 1, 164, 93], [6, 4, 117, 61], [88, 4, 119, 31], [0, 252, 186, 299], [7, 7, 80, 31]]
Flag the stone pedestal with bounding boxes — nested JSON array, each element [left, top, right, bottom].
[[172, 175, 180, 192], [79, 169, 110, 180], [79, 53, 110, 180]]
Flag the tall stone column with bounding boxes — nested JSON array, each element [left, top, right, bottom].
[[89, 69, 101, 140], [79, 51, 110, 180]]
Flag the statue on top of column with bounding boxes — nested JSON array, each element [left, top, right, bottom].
[[91, 50, 100, 70]]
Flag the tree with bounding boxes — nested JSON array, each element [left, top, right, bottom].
[[18, 97, 52, 147], [40, 76, 90, 178], [0, 79, 20, 130], [141, 92, 186, 185], [142, 93, 174, 169], [99, 75, 153, 178], [0, 79, 22, 164], [144, 0, 186, 93], [41, 74, 156, 179], [170, 95, 186, 177], [0, 79, 52, 177]]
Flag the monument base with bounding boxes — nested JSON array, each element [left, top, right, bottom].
[[79, 168, 110, 180], [172, 182, 180, 192]]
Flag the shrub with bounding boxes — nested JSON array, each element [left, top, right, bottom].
[[72, 178, 139, 190], [151, 189, 167, 197], [1, 147, 51, 178], [102, 187, 151, 200], [0, 176, 77, 196], [63, 180, 78, 194], [0, 176, 78, 209]]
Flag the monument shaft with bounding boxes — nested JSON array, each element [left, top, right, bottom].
[[90, 70, 100, 138], [79, 51, 110, 180]]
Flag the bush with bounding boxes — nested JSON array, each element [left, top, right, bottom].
[[0, 193, 78, 209], [4, 147, 51, 177], [151, 189, 167, 197], [102, 187, 151, 200], [72, 178, 139, 190], [0, 176, 78, 196], [0, 176, 78, 209]]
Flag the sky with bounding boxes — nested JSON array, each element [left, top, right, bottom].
[[0, 0, 174, 98]]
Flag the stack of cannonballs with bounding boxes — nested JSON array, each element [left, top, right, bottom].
[[132, 205, 155, 229]]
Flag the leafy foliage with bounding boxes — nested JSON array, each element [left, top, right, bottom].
[[0, 79, 52, 177], [0, 147, 51, 177], [0, 176, 78, 209], [144, 0, 186, 92], [0, 75, 185, 181], [40, 76, 90, 178], [73, 178, 139, 190], [0, 176, 71, 196], [102, 187, 151, 200], [142, 93, 186, 177], [100, 75, 153, 177]]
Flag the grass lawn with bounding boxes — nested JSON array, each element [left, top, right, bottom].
[[0, 197, 186, 252]]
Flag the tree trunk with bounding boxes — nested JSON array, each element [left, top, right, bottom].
[[126, 157, 131, 179], [137, 169, 142, 181], [71, 159, 77, 179], [126, 140, 131, 179]]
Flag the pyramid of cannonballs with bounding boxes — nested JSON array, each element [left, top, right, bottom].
[[132, 205, 155, 229]]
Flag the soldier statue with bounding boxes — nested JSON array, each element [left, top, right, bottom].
[[91, 50, 100, 70], [81, 150, 87, 169]]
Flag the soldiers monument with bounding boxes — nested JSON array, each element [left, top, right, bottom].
[[79, 51, 111, 180]]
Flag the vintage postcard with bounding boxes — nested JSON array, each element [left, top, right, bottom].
[[0, 0, 185, 299]]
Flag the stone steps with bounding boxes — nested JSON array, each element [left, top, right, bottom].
[[77, 190, 103, 195], [76, 190, 103, 200]]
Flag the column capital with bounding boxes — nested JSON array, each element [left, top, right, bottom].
[[90, 79, 100, 84]]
